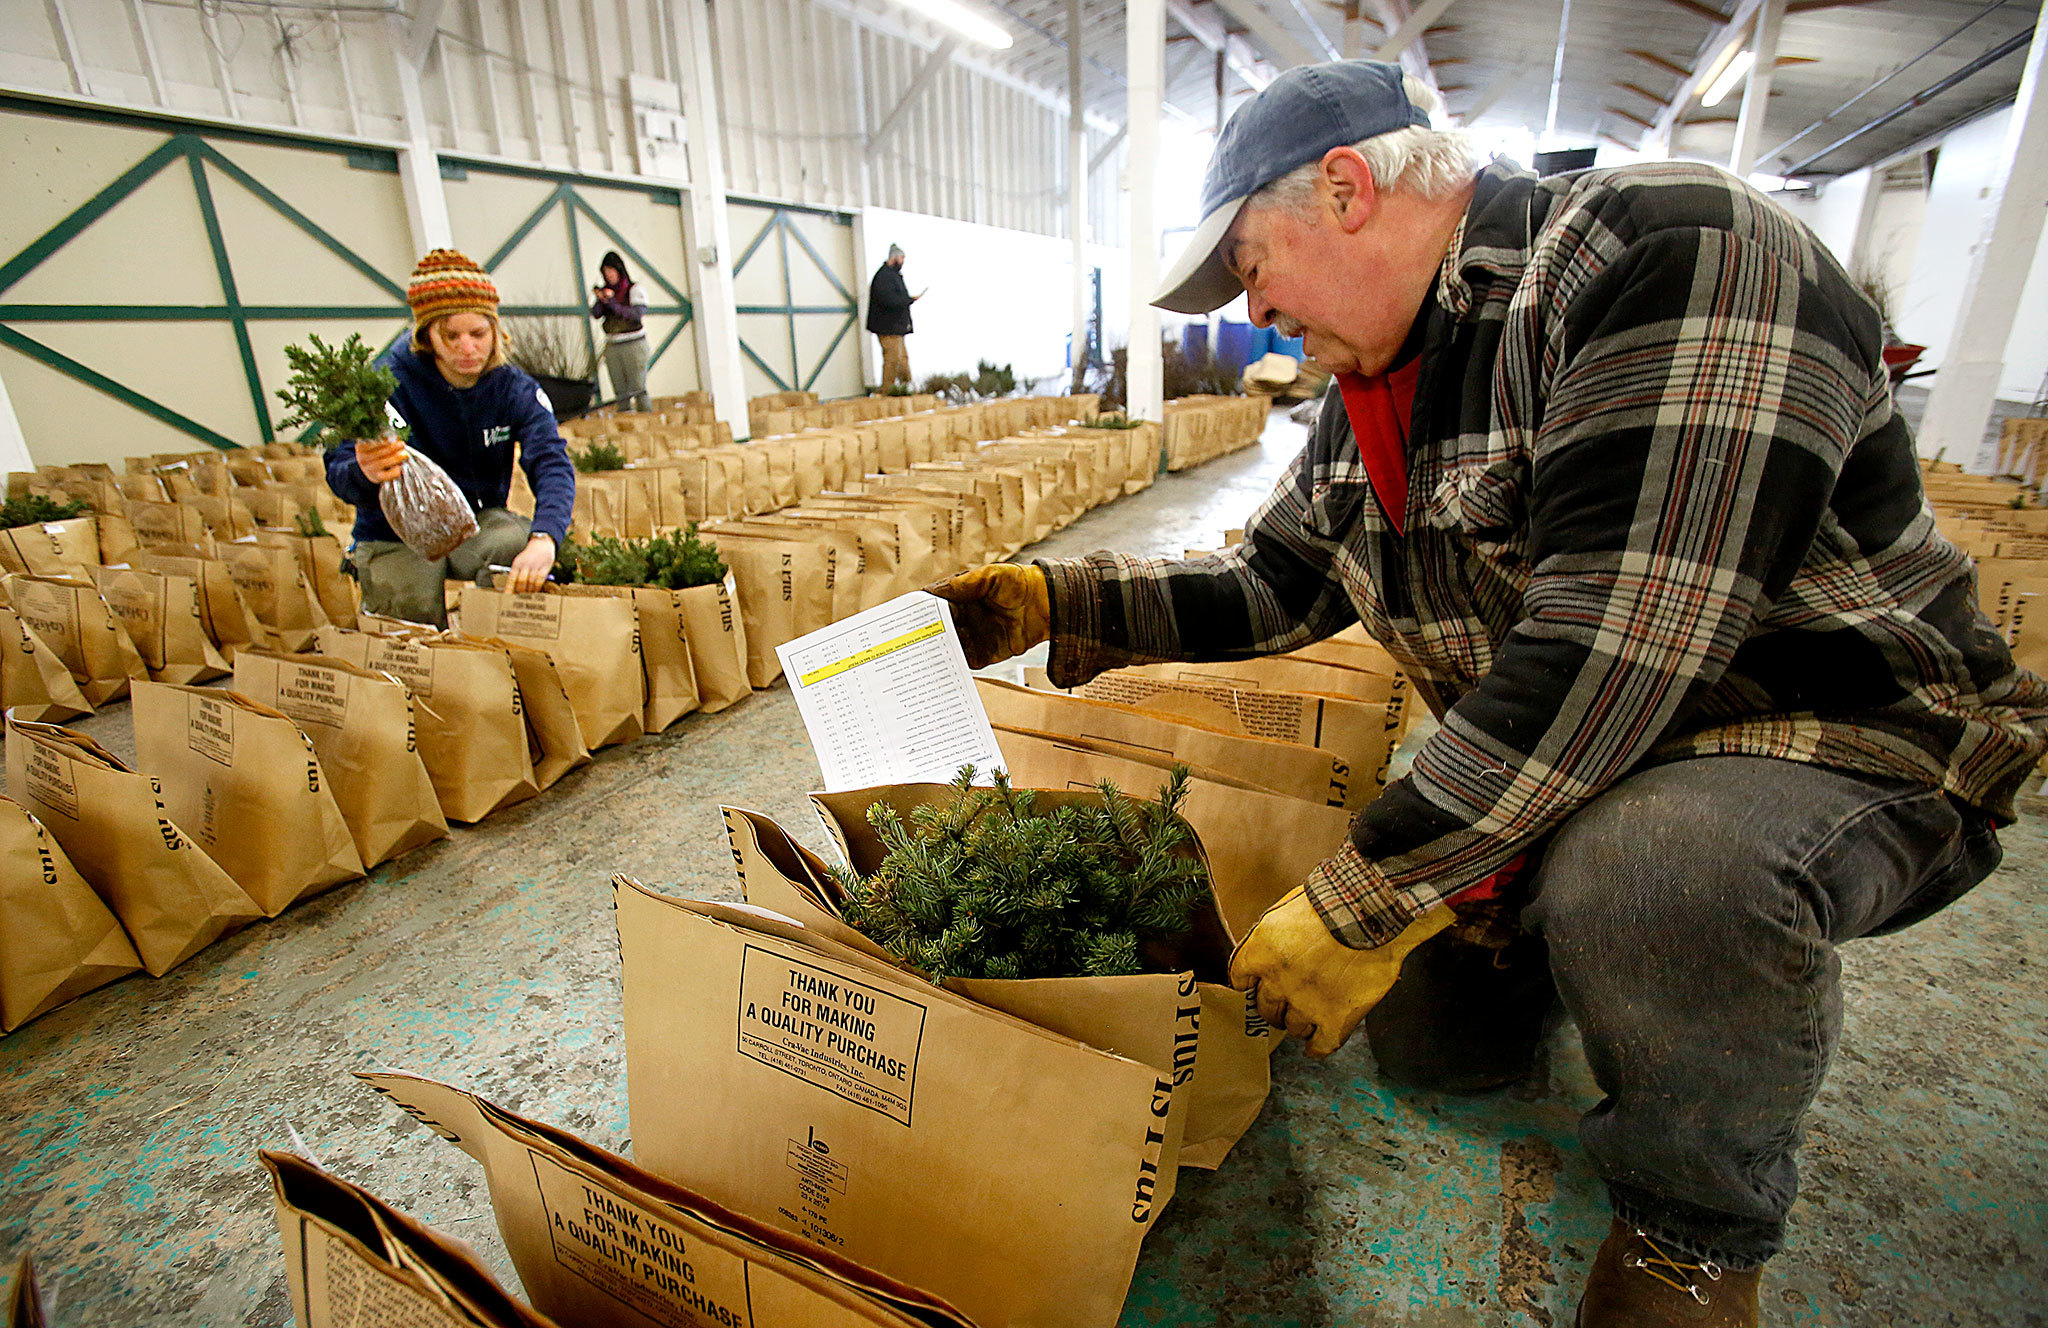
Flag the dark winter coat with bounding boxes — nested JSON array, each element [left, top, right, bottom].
[[866, 262, 914, 335], [325, 342, 577, 548]]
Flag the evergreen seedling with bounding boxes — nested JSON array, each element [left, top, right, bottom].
[[571, 526, 727, 589], [292, 508, 329, 538], [275, 333, 399, 443], [833, 764, 1210, 981], [0, 495, 89, 529], [572, 442, 627, 474]]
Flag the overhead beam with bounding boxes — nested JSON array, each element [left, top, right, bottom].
[[1375, 0, 1461, 62], [1612, 80, 1671, 108], [43, 0, 88, 95], [1089, 123, 1128, 173], [1648, 0, 1768, 150], [1730, 0, 1786, 174], [122, 0, 165, 105], [1164, 0, 1276, 92], [1626, 48, 1693, 80], [1367, 0, 1444, 102], [1606, 105, 1656, 131], [1459, 55, 1537, 124], [867, 35, 961, 161], [810, 0, 1120, 134], [1210, 0, 1319, 68], [404, 0, 448, 68], [1655, 0, 1732, 23], [1279, 0, 1343, 61]]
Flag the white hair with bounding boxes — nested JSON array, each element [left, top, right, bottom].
[[1249, 75, 1480, 215]]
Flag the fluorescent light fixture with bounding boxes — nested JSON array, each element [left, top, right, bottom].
[[892, 0, 1014, 49], [1702, 50, 1754, 108], [1748, 173, 1812, 192]]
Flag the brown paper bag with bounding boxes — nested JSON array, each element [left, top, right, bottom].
[[8, 1254, 47, 1328], [126, 550, 264, 661], [220, 540, 331, 652], [617, 883, 1179, 1328], [259, 1150, 561, 1328], [131, 681, 364, 916], [456, 588, 645, 749], [94, 566, 232, 686], [462, 635, 592, 790], [0, 604, 92, 722], [96, 509, 139, 565], [2, 574, 149, 706], [0, 517, 100, 580], [0, 796, 142, 1032], [730, 798, 1273, 1172], [674, 575, 751, 713], [718, 521, 860, 623], [5, 715, 260, 974], [978, 677, 1378, 808], [232, 651, 449, 868], [557, 584, 701, 732], [125, 499, 213, 550], [698, 533, 832, 688], [1027, 664, 1407, 788], [182, 491, 256, 541], [317, 629, 541, 824], [254, 529, 357, 630], [360, 1071, 980, 1328]]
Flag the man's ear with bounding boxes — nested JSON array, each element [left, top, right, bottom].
[[1321, 146, 1378, 233]]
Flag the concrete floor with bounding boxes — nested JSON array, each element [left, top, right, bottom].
[[2, 404, 2044, 1326]]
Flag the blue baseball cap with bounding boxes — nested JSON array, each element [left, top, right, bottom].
[[1153, 59, 1430, 314]]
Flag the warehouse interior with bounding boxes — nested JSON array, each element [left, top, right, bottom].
[[2, 0, 2046, 1325]]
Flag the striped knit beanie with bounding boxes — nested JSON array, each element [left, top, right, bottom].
[[406, 249, 499, 329]]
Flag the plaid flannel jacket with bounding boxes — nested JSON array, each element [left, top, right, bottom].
[[1040, 161, 2048, 949]]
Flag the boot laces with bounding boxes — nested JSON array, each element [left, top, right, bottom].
[[1626, 1229, 1723, 1307]]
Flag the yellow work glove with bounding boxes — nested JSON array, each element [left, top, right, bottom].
[[927, 563, 1051, 669], [1228, 887, 1454, 1058]]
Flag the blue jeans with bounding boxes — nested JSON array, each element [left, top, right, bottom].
[[1518, 755, 2001, 1270]]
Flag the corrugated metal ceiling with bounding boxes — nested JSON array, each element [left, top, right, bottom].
[[919, 0, 2034, 179]]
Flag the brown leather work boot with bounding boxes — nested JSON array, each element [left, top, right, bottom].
[[1575, 1218, 1761, 1327]]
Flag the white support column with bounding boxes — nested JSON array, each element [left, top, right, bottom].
[[1844, 165, 1886, 276], [1917, 17, 2048, 470], [674, 0, 750, 440], [1729, 0, 1786, 177], [386, 15, 453, 255], [1069, 0, 1090, 393], [0, 365, 34, 472], [1126, 0, 1164, 428]]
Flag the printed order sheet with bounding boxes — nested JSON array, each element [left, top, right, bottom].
[[777, 591, 1006, 791]]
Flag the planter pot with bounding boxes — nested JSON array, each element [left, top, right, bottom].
[[532, 374, 597, 422]]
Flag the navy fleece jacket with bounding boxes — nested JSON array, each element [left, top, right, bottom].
[[324, 343, 577, 548]]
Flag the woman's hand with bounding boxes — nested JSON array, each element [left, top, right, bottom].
[[506, 533, 556, 593], [356, 438, 407, 484]]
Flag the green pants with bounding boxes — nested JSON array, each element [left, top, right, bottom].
[[354, 506, 535, 627]]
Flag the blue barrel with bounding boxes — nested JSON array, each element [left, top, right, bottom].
[[1215, 320, 1255, 374]]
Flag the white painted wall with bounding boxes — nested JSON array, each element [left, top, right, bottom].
[[855, 207, 1127, 390], [1779, 166, 1875, 271], [1897, 104, 2048, 398]]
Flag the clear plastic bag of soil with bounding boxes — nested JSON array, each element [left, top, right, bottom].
[[381, 448, 479, 560]]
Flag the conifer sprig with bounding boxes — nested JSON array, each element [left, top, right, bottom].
[[835, 764, 1209, 980]]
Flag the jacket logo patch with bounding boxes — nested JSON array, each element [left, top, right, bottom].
[[483, 425, 513, 448]]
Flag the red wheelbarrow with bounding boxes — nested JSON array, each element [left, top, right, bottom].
[[1884, 343, 1929, 387]]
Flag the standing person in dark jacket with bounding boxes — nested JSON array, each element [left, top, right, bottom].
[[590, 249, 650, 412], [326, 248, 577, 626], [865, 244, 920, 386], [930, 61, 2048, 1328]]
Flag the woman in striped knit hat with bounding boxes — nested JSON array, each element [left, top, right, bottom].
[[324, 248, 577, 625]]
